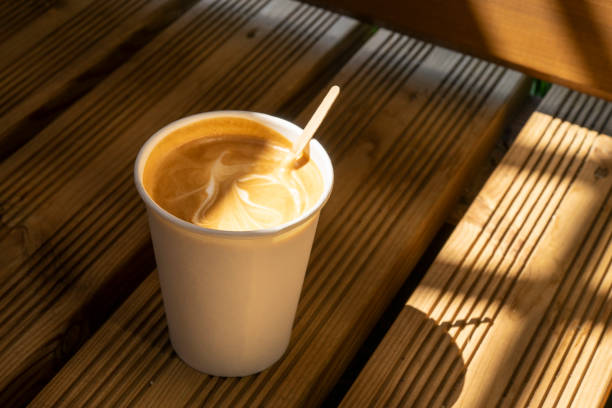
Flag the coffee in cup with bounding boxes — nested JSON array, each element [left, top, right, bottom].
[[143, 116, 323, 231]]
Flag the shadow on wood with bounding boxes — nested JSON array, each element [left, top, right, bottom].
[[340, 306, 466, 407]]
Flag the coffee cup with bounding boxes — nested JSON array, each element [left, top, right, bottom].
[[134, 111, 333, 377]]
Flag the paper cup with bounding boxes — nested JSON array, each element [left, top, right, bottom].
[[134, 111, 333, 377]]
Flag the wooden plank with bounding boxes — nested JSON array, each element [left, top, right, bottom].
[[28, 28, 528, 406], [341, 85, 612, 407], [0, 0, 202, 160], [0, 0, 95, 70], [307, 0, 612, 101], [0, 0, 59, 43], [0, 1, 361, 405]]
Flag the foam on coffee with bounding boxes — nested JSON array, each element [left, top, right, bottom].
[[143, 116, 323, 231]]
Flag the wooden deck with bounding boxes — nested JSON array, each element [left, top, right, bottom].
[[0, 0, 202, 159], [341, 86, 612, 407], [1, 0, 611, 407]]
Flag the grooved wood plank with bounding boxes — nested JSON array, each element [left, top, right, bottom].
[[29, 29, 527, 406], [0, 0, 58, 43], [0, 1, 360, 405], [0, 0, 201, 160], [341, 86, 612, 408], [0, 0, 108, 68]]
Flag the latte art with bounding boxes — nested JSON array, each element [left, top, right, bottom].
[[143, 117, 323, 231]]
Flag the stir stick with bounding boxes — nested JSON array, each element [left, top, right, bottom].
[[291, 85, 339, 161]]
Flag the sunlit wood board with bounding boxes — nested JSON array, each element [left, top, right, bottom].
[[342, 86, 612, 408]]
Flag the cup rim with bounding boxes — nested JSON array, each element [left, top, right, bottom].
[[134, 111, 334, 237]]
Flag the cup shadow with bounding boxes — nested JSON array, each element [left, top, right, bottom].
[[352, 306, 466, 408]]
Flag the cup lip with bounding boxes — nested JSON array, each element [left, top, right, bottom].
[[134, 110, 334, 238]]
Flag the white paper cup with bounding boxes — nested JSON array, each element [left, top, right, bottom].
[[134, 111, 333, 377]]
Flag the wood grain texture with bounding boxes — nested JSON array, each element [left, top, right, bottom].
[[341, 85, 612, 407], [29, 28, 527, 407], [0, 0, 58, 43], [0, 0, 202, 160], [0, 0, 360, 405], [0, 0, 99, 67], [306, 0, 612, 101]]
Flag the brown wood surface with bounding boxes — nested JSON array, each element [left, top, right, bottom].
[[341, 85, 612, 407], [0, 0, 202, 161], [28, 24, 528, 407], [307, 0, 612, 102], [0, 0, 59, 43], [0, 0, 363, 404]]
